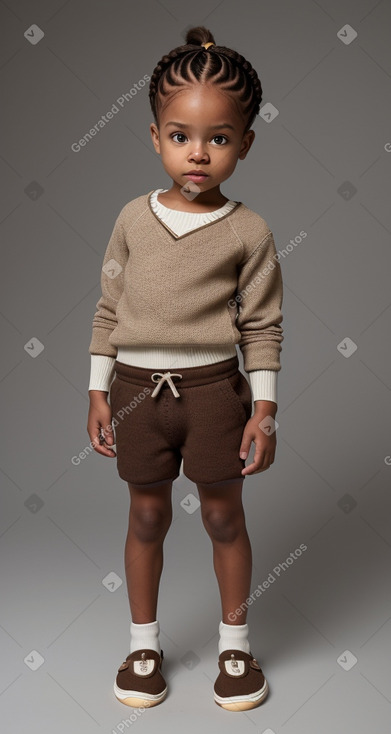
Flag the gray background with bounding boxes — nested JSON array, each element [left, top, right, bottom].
[[1, 0, 391, 731]]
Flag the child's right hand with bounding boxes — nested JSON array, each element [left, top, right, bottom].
[[87, 391, 116, 457]]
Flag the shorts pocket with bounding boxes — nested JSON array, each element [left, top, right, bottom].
[[218, 371, 252, 422], [109, 374, 119, 406]]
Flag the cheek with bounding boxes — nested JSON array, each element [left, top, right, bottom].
[[161, 145, 182, 164], [217, 154, 237, 172]]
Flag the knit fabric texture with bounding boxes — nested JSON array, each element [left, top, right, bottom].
[[89, 190, 284, 374]]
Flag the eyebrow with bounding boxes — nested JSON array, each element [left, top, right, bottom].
[[165, 121, 235, 131]]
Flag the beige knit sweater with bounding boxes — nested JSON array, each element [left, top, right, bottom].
[[89, 190, 284, 374]]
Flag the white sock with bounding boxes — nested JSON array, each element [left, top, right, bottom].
[[218, 620, 251, 654], [130, 620, 161, 654]]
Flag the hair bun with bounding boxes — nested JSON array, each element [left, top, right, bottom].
[[185, 25, 216, 47]]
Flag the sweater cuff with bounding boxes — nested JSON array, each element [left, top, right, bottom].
[[89, 355, 116, 392], [247, 369, 278, 404]]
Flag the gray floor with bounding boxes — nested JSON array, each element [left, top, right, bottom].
[[1, 0, 391, 731], [2, 455, 391, 732]]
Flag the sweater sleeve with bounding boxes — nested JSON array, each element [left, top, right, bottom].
[[88, 212, 128, 357], [248, 369, 278, 404], [236, 231, 284, 373], [88, 354, 116, 392]]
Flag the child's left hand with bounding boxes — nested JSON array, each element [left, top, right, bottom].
[[239, 401, 278, 476]]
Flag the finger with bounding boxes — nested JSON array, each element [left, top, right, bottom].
[[100, 445, 117, 457], [96, 440, 117, 457], [91, 431, 102, 450], [101, 421, 114, 446], [239, 430, 254, 460], [100, 433, 116, 455], [242, 461, 270, 476], [241, 446, 272, 475], [93, 427, 116, 457]]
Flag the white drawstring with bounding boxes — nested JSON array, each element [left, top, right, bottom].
[[150, 371, 183, 398]]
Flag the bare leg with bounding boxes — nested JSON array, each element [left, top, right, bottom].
[[124, 480, 173, 624], [196, 478, 252, 624]]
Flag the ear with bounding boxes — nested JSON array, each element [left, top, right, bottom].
[[150, 123, 161, 154], [238, 129, 255, 160]]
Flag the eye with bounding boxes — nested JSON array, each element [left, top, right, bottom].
[[171, 133, 187, 143], [211, 135, 228, 145]]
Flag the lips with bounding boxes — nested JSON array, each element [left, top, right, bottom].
[[185, 171, 208, 176], [184, 171, 209, 182]]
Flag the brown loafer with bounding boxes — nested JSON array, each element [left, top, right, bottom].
[[214, 649, 269, 711], [113, 648, 167, 708]]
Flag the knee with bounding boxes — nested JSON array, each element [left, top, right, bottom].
[[130, 505, 172, 543], [201, 507, 244, 543]]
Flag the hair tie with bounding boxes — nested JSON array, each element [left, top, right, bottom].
[[201, 42, 214, 49]]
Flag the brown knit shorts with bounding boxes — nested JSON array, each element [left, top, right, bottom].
[[109, 355, 253, 486]]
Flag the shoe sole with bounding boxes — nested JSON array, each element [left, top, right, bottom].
[[214, 676, 269, 711], [114, 680, 168, 708]]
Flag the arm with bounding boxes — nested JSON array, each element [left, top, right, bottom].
[[88, 211, 128, 358], [87, 211, 128, 457], [236, 230, 283, 373], [236, 231, 283, 474]]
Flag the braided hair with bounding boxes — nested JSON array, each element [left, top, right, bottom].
[[149, 26, 263, 135]]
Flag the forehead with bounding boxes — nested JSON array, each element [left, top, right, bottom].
[[158, 84, 245, 128]]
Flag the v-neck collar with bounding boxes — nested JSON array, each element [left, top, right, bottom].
[[146, 189, 243, 241]]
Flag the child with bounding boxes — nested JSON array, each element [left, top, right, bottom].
[[87, 25, 283, 712]]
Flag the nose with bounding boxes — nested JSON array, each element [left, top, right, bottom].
[[188, 141, 209, 162]]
